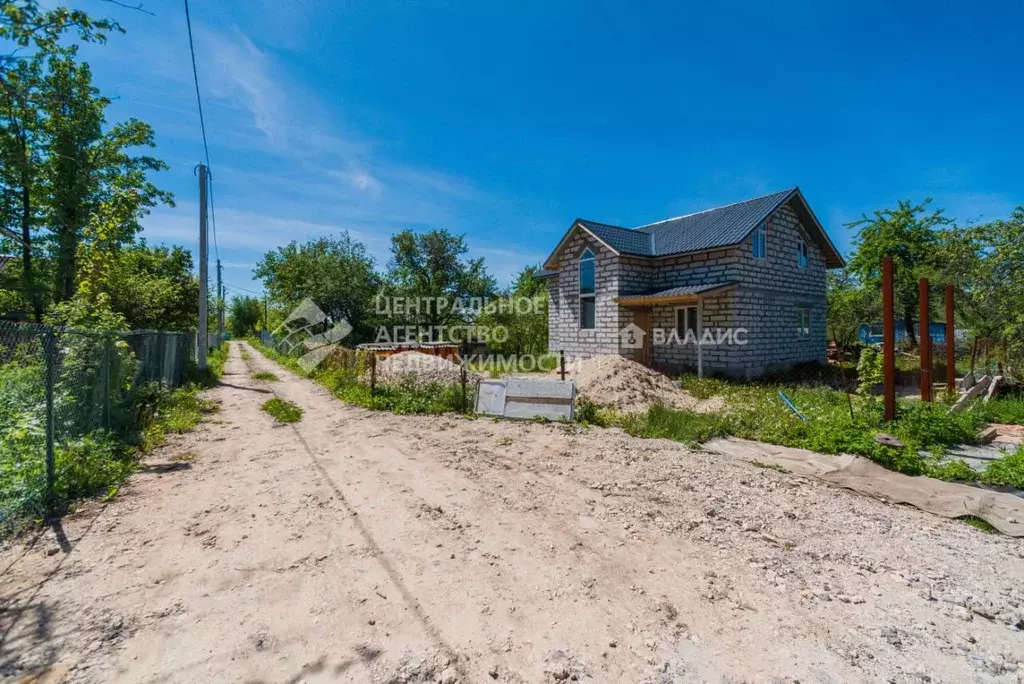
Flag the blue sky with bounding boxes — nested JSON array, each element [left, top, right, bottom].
[[76, 0, 1023, 295]]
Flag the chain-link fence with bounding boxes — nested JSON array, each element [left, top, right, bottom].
[[0, 321, 198, 527]]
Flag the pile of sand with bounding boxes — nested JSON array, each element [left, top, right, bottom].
[[375, 351, 471, 387], [561, 354, 724, 414]]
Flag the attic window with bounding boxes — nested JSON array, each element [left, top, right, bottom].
[[797, 238, 809, 269], [752, 223, 767, 259], [579, 248, 596, 329]]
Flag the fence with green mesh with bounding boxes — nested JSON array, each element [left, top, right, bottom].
[[0, 321, 197, 528]]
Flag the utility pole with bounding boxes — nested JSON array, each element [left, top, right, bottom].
[[264, 296, 268, 334], [198, 164, 208, 371], [217, 258, 224, 343]]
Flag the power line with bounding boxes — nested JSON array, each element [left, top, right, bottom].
[[224, 282, 266, 296], [183, 0, 218, 261], [183, 0, 210, 169]]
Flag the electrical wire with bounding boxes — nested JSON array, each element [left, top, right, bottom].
[[224, 282, 267, 297], [183, 0, 219, 262]]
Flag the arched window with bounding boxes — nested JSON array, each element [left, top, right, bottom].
[[579, 248, 596, 329]]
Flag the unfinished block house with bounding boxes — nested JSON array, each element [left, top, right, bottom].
[[539, 187, 845, 377]]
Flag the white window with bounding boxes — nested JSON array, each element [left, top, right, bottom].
[[579, 248, 596, 329], [797, 307, 811, 339], [675, 305, 699, 340], [752, 223, 767, 259], [797, 238, 809, 269]]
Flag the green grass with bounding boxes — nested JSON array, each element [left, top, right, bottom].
[[252, 371, 279, 382], [960, 516, 998, 533], [261, 397, 303, 423], [975, 396, 1024, 426], [597, 373, 1024, 488], [248, 338, 474, 416], [1, 341, 227, 531]]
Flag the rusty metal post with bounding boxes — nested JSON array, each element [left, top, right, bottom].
[[919, 278, 932, 402], [559, 349, 566, 382], [946, 284, 956, 400], [882, 258, 896, 421]]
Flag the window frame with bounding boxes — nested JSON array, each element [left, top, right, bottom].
[[797, 238, 809, 269], [752, 222, 767, 259], [578, 248, 596, 330], [796, 307, 811, 339], [675, 304, 699, 340]]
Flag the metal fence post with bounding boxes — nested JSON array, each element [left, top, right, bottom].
[[102, 333, 112, 429], [43, 330, 56, 516]]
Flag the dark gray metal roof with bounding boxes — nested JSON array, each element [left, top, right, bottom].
[[617, 282, 737, 301], [557, 187, 844, 268], [536, 268, 559, 278], [576, 219, 655, 256], [637, 188, 795, 255]]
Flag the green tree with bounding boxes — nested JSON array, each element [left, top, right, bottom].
[[825, 267, 878, 350], [102, 242, 198, 331], [478, 265, 548, 355], [1, 0, 123, 319], [229, 295, 263, 338], [847, 199, 951, 347], [383, 229, 496, 334], [39, 49, 172, 304], [956, 208, 1024, 374], [0, 54, 44, 318], [255, 232, 381, 343]]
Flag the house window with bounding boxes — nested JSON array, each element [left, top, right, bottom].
[[797, 239, 809, 269], [676, 305, 699, 340], [752, 223, 767, 259], [579, 248, 596, 329], [797, 307, 811, 339]]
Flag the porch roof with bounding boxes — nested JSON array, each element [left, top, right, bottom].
[[615, 281, 737, 307]]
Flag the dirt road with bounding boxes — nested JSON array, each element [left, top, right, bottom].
[[2, 342, 1022, 683]]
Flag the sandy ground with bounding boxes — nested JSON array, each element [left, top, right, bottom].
[[1, 341, 1022, 684]]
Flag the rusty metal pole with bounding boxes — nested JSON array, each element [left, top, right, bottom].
[[946, 284, 956, 400], [882, 258, 896, 421], [919, 278, 932, 402]]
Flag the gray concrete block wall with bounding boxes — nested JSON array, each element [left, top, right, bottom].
[[545, 202, 830, 375], [546, 232, 622, 358]]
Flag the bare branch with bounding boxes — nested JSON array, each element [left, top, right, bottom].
[[97, 0, 156, 16]]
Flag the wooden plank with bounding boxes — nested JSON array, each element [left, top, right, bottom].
[[945, 284, 956, 399], [882, 258, 896, 421], [919, 278, 932, 402]]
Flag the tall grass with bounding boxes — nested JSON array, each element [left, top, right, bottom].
[[609, 374, 1023, 485], [249, 338, 474, 416]]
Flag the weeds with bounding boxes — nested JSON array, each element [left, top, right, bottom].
[[252, 371, 279, 382], [979, 447, 1024, 489], [249, 339, 473, 416], [261, 397, 303, 423], [960, 516, 998, 533], [750, 460, 791, 473]]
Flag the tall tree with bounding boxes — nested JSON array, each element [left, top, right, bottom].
[[255, 232, 381, 343], [384, 228, 496, 332], [847, 199, 951, 347], [39, 49, 172, 303], [1, 0, 122, 319], [229, 295, 263, 339], [0, 54, 43, 317]]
